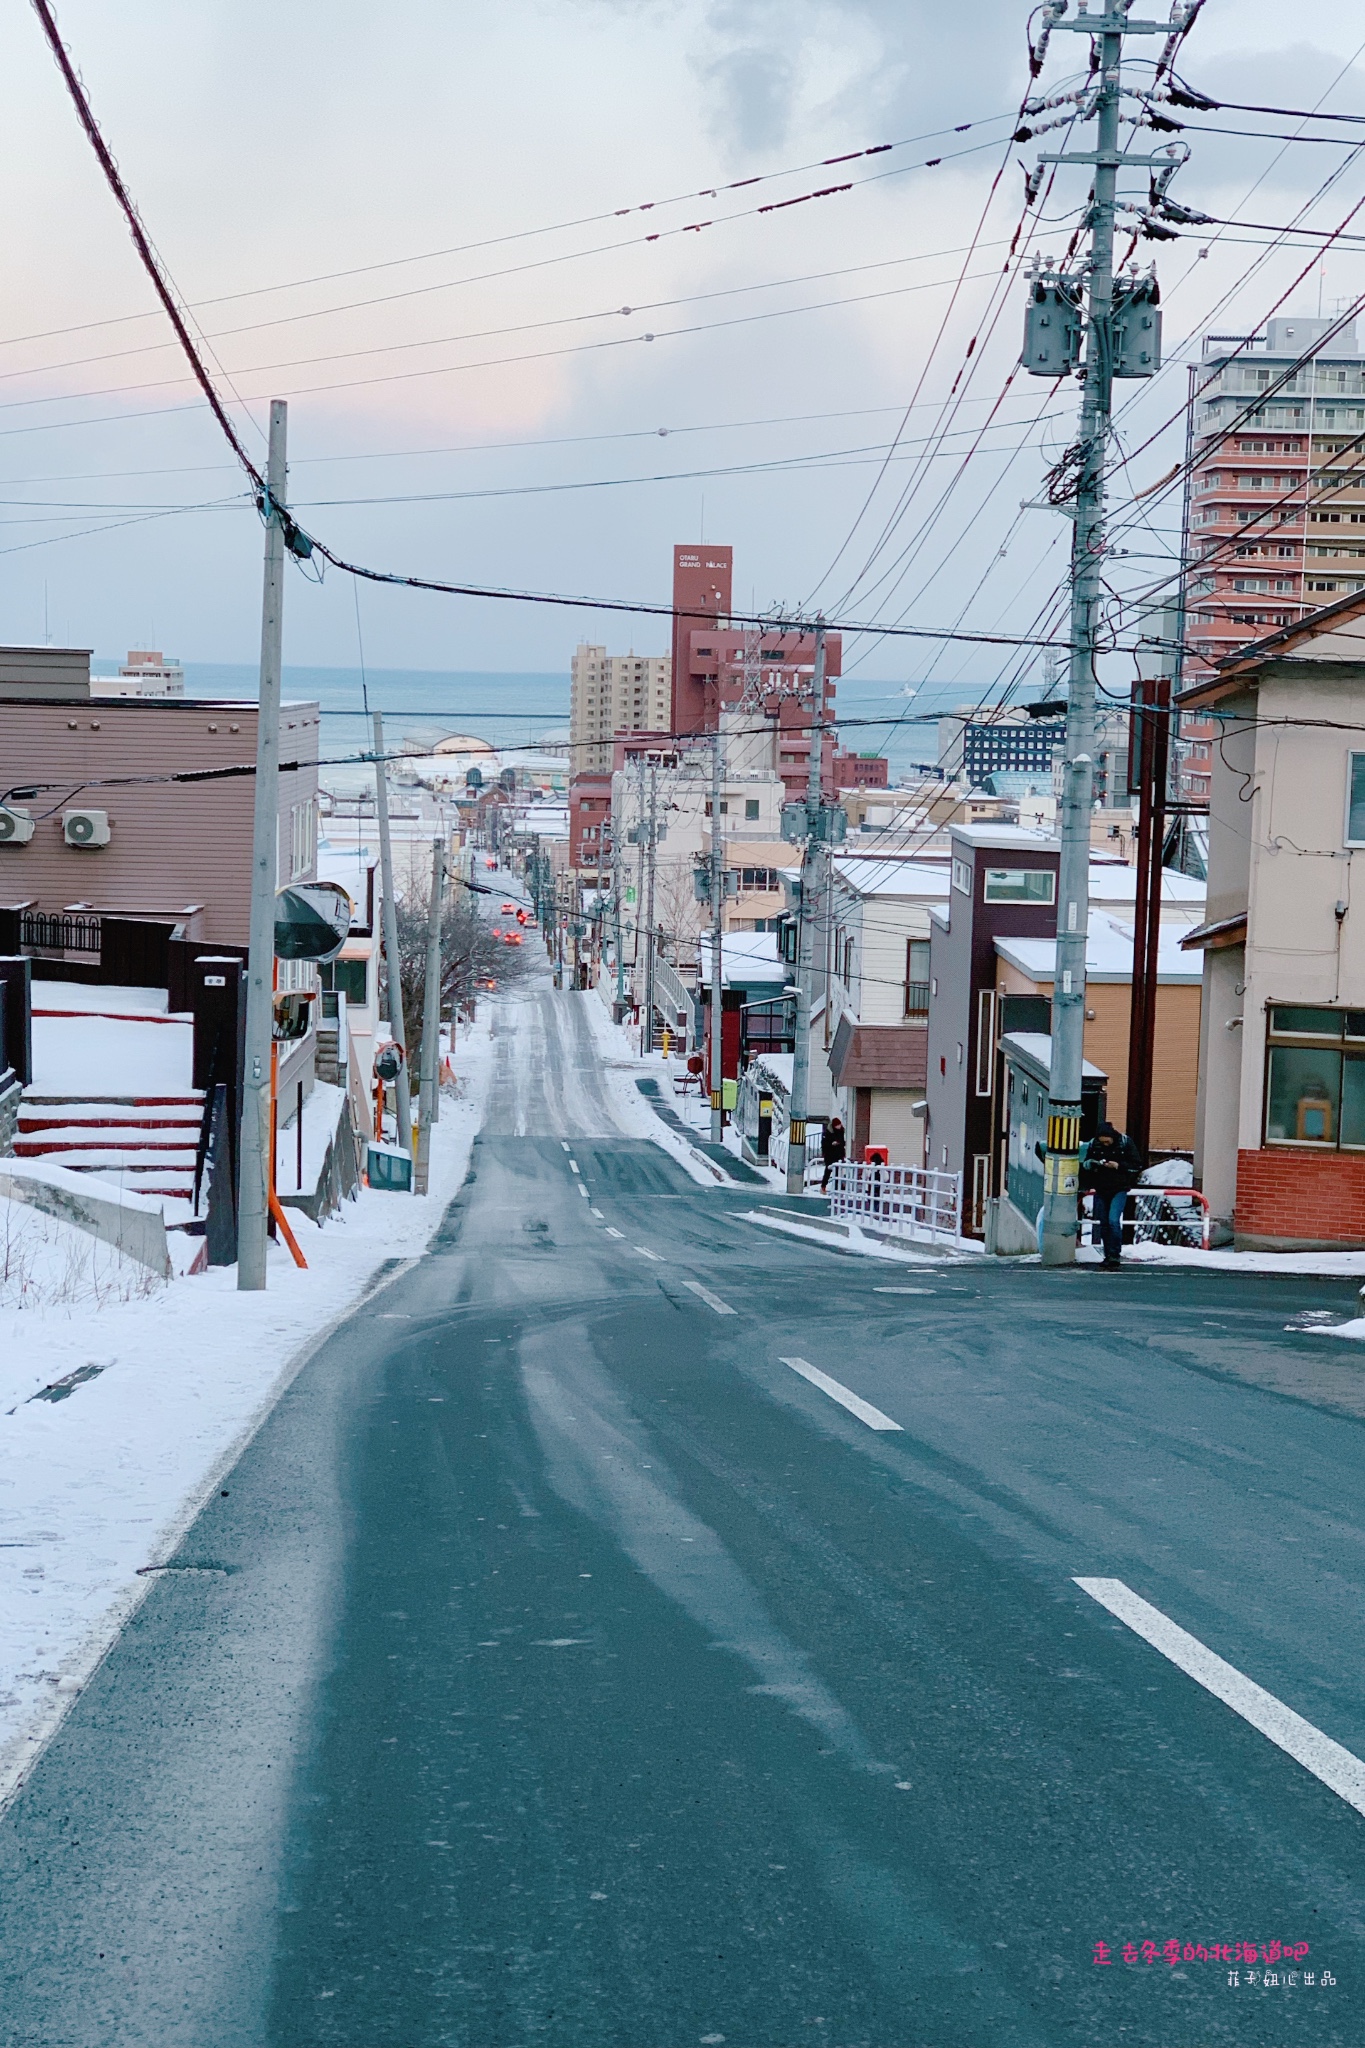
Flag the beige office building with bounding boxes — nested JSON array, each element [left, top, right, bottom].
[[570, 644, 670, 772]]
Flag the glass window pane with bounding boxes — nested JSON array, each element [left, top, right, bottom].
[[1269, 1006, 1343, 1038], [1343, 1056, 1365, 1148], [1347, 1012, 1365, 1042], [983, 868, 1056, 904], [1348, 752, 1365, 842], [1265, 1045, 1341, 1144]]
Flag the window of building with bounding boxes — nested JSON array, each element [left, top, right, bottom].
[[1346, 754, 1365, 844], [976, 989, 997, 1096], [289, 797, 317, 879], [951, 857, 972, 895], [1264, 1007, 1365, 1148], [745, 799, 760, 820], [321, 956, 368, 1008], [982, 868, 1056, 904], [904, 939, 930, 1018]]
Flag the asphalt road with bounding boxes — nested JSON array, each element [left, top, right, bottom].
[[3, 952, 1365, 2046]]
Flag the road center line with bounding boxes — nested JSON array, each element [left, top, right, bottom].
[[578, 1184, 589, 1198], [569, 1161, 580, 1174], [634, 1246, 663, 1261], [560, 1141, 571, 1152], [590, 1207, 604, 1219], [605, 1227, 625, 1239], [682, 1279, 737, 1315], [778, 1357, 903, 1433], [1074, 1578, 1365, 1818]]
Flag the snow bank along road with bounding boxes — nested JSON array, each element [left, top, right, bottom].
[[2, 973, 1365, 2046]]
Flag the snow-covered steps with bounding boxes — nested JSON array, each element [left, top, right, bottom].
[[15, 1094, 206, 1202]]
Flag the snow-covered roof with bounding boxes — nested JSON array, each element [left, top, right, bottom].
[[697, 930, 788, 989], [829, 857, 951, 899], [995, 910, 1202, 984], [1002, 1030, 1108, 1081], [1087, 864, 1205, 906]]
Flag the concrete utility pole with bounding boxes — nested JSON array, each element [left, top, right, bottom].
[[709, 727, 725, 1144], [414, 831, 445, 1196], [612, 779, 626, 1019], [1037, 3, 1174, 1265], [785, 624, 827, 1194], [373, 708, 413, 1166], [642, 755, 659, 1053], [238, 400, 287, 1292]]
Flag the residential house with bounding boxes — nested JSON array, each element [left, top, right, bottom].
[[1179, 588, 1365, 1246], [821, 855, 951, 1166]]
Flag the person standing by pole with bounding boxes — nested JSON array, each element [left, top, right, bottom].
[[238, 401, 288, 1292], [373, 707, 413, 1169], [785, 622, 827, 1195]]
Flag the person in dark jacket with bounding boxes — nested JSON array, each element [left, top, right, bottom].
[[820, 1116, 847, 1191], [1080, 1120, 1143, 1266]]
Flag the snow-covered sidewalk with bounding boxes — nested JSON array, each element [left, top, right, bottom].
[[0, 1013, 492, 1811]]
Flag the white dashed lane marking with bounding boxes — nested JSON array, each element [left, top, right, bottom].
[[605, 1227, 625, 1240], [634, 1246, 663, 1262], [1075, 1578, 1365, 1819], [778, 1357, 903, 1433], [682, 1280, 737, 1316]]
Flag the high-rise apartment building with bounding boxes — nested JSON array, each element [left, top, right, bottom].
[[1184, 315, 1365, 676], [569, 643, 671, 773], [669, 543, 841, 804]]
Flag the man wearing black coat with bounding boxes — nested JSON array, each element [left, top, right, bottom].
[[820, 1116, 847, 1192], [1080, 1120, 1143, 1267]]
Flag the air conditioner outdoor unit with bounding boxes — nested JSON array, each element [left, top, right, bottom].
[[63, 808, 111, 848], [0, 806, 35, 845]]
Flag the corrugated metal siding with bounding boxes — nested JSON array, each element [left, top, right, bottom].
[[0, 698, 319, 945]]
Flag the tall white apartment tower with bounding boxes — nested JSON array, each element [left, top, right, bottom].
[[570, 644, 671, 772], [1185, 315, 1365, 677]]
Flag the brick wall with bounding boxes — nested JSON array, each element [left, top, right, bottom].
[[1235, 1146, 1365, 1246]]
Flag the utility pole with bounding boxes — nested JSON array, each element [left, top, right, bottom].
[[642, 755, 659, 1053], [709, 728, 725, 1144], [373, 708, 413, 1167], [1125, 603, 1176, 1159], [238, 400, 287, 1292], [1031, 2, 1181, 1266], [612, 775, 626, 1020], [785, 624, 827, 1194], [414, 831, 445, 1196]]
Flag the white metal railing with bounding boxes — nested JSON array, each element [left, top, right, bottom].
[[827, 1159, 962, 1243], [650, 948, 696, 1035]]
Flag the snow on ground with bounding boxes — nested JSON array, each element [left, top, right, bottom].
[[30, 981, 192, 1096], [0, 1199, 168, 1311], [744, 1209, 983, 1265], [579, 989, 723, 1188], [1121, 1241, 1365, 1278], [0, 1010, 492, 1813]]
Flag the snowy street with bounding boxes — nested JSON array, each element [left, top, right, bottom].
[[2, 954, 1365, 2046]]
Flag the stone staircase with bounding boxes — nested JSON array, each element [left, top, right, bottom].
[[14, 1093, 206, 1204]]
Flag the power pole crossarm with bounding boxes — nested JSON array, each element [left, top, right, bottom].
[[237, 400, 288, 1292]]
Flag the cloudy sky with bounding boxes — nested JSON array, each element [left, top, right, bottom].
[[0, 0, 1362, 691]]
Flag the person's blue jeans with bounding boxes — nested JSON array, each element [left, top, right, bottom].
[[1094, 1189, 1127, 1262]]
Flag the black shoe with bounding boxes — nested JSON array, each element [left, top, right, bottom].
[[1101, 1256, 1122, 1268]]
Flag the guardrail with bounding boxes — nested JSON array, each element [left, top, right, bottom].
[[20, 910, 100, 954], [827, 1159, 962, 1244], [1082, 1185, 1210, 1251]]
